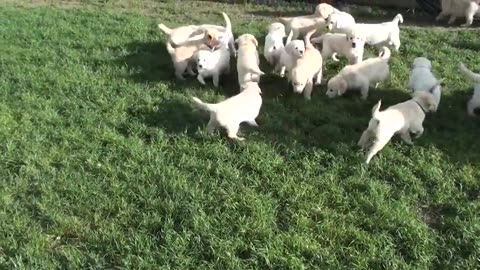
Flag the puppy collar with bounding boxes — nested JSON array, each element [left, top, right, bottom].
[[414, 100, 427, 114]]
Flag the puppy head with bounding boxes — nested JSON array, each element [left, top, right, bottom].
[[235, 34, 259, 48], [346, 31, 366, 50], [268, 22, 286, 37], [326, 77, 348, 98], [412, 57, 432, 70], [413, 91, 438, 112], [195, 49, 212, 71], [202, 30, 222, 51], [286, 40, 305, 57], [315, 3, 334, 19], [291, 69, 309, 93]]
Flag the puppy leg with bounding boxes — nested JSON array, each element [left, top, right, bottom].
[[175, 62, 187, 80], [359, 80, 370, 100], [303, 81, 314, 100], [226, 124, 244, 141], [187, 65, 196, 76], [447, 15, 457, 24], [358, 129, 371, 149], [400, 132, 413, 145], [461, 3, 476, 27], [366, 135, 391, 164], [206, 117, 219, 134], [212, 73, 220, 87], [314, 68, 323, 86], [197, 74, 206, 85]]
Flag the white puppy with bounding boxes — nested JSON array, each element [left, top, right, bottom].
[[170, 12, 237, 57], [264, 23, 287, 68], [191, 82, 262, 141], [290, 29, 323, 100], [408, 57, 443, 107], [316, 3, 356, 34], [311, 32, 365, 64], [276, 31, 303, 76], [326, 47, 390, 100], [195, 47, 230, 87], [236, 34, 265, 88], [436, 0, 480, 27], [352, 14, 403, 51], [358, 91, 438, 164], [459, 63, 480, 116], [279, 14, 326, 40]]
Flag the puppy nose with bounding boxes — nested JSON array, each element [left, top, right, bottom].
[[299, 50, 304, 54], [351, 43, 356, 48], [198, 64, 203, 68]]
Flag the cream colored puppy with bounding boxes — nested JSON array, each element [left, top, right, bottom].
[[290, 29, 323, 100], [352, 14, 403, 51], [408, 57, 443, 107], [191, 82, 262, 141], [236, 34, 265, 88], [167, 12, 236, 56], [279, 14, 326, 40], [436, 0, 480, 27], [459, 63, 480, 116], [195, 47, 230, 87], [264, 23, 287, 68], [358, 91, 438, 164], [316, 3, 356, 34], [311, 32, 365, 64], [326, 47, 390, 100], [276, 32, 304, 77]]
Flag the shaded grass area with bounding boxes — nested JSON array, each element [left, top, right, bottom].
[[0, 1, 479, 269]]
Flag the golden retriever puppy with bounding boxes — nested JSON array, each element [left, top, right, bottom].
[[278, 13, 326, 40], [311, 32, 366, 64], [316, 3, 356, 34], [408, 57, 443, 107], [290, 29, 323, 100], [191, 82, 262, 141], [276, 31, 304, 77], [264, 23, 287, 68], [326, 47, 391, 100], [459, 63, 480, 116], [236, 34, 265, 88], [352, 14, 403, 51], [164, 30, 220, 80], [358, 91, 438, 164], [436, 0, 480, 27]]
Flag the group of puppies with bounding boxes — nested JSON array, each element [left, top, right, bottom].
[[157, 3, 479, 164]]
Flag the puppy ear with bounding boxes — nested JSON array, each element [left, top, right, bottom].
[[251, 36, 258, 47], [338, 79, 348, 95]]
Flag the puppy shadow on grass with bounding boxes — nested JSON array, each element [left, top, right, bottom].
[[115, 40, 174, 84]]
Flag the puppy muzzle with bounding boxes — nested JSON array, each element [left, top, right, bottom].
[[351, 42, 356, 48]]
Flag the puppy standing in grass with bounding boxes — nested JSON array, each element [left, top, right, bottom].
[[264, 23, 287, 69], [459, 63, 480, 116], [276, 32, 303, 77], [195, 46, 230, 87], [236, 34, 265, 88], [278, 12, 326, 40], [352, 14, 403, 51], [358, 91, 438, 164], [316, 3, 356, 34], [290, 28, 323, 100], [326, 47, 390, 100], [191, 82, 262, 141], [408, 57, 443, 107], [311, 31, 365, 64], [436, 0, 480, 27]]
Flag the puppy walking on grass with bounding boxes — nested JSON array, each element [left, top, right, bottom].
[[236, 34, 265, 89], [290, 28, 323, 100], [358, 91, 438, 164], [191, 82, 262, 141], [459, 63, 480, 116]]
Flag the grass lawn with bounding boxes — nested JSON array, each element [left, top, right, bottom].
[[0, 0, 479, 268]]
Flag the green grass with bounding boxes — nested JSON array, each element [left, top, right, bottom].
[[1, 1, 479, 269]]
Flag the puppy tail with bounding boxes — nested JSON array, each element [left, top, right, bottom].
[[459, 62, 480, 83], [285, 30, 294, 45], [392, 14, 404, 24], [331, 52, 340, 62], [304, 28, 317, 48], [222, 12, 232, 34], [192, 97, 217, 112], [166, 41, 175, 55], [371, 100, 382, 119], [379, 47, 391, 60], [158, 23, 172, 35]]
